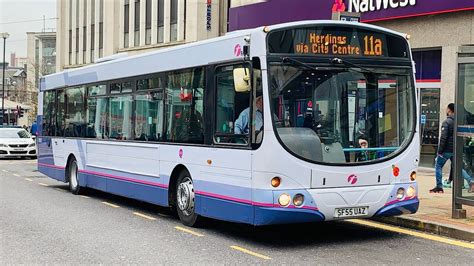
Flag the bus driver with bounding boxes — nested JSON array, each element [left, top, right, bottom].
[[234, 95, 263, 134]]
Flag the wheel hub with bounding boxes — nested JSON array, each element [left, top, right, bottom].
[[177, 177, 195, 216]]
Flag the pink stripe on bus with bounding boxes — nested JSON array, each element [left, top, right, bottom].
[[195, 190, 253, 205], [385, 196, 418, 207], [79, 169, 168, 188], [195, 190, 319, 211]]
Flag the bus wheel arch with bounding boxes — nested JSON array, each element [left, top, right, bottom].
[[168, 165, 200, 227], [66, 154, 81, 195]]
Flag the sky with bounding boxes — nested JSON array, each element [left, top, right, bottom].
[[0, 0, 57, 61]]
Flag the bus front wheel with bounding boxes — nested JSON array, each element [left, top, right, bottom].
[[67, 157, 81, 195], [176, 171, 200, 227]]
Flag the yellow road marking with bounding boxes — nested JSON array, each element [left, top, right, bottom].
[[24, 178, 33, 182], [13, 173, 20, 177], [157, 213, 169, 217], [174, 226, 204, 237], [101, 201, 120, 208], [80, 195, 90, 199], [348, 219, 474, 250], [38, 183, 49, 187], [133, 212, 157, 221], [54, 188, 63, 192], [230, 246, 271, 260], [2, 170, 9, 173]]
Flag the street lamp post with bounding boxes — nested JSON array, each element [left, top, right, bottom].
[[1, 32, 9, 125]]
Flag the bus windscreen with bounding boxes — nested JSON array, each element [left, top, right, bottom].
[[267, 26, 409, 58]]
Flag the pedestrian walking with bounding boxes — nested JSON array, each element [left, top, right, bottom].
[[431, 103, 455, 193]]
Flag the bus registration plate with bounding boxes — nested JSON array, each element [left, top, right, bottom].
[[334, 207, 368, 218]]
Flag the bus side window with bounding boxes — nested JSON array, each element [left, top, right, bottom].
[[164, 67, 205, 144], [214, 64, 250, 144]]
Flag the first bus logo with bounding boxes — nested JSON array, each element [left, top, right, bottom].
[[347, 174, 358, 185]]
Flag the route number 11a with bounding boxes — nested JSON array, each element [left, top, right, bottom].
[[364, 36, 383, 56]]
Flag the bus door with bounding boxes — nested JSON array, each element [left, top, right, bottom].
[[198, 62, 254, 224]]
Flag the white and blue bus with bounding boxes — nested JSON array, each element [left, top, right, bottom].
[[38, 20, 419, 226]]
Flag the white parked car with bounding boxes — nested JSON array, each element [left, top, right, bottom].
[[0, 127, 37, 159]]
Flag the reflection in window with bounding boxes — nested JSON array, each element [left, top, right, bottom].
[[64, 87, 85, 137], [86, 97, 108, 139], [137, 76, 165, 91], [109, 95, 133, 140], [135, 92, 164, 141], [165, 68, 204, 143], [270, 64, 415, 164], [88, 84, 107, 96], [42, 91, 55, 136], [57, 90, 66, 136]]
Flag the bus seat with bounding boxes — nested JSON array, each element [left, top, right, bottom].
[[277, 128, 322, 162], [322, 142, 346, 163]]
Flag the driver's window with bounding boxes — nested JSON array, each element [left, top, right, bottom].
[[214, 64, 250, 144]]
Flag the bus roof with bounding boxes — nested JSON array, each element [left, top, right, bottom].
[[40, 20, 408, 91]]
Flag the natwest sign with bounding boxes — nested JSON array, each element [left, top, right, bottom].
[[348, 0, 417, 13], [228, 0, 474, 31]]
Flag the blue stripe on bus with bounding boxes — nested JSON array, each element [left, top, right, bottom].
[[91, 172, 168, 207], [374, 198, 419, 217], [254, 206, 325, 225], [196, 194, 254, 224], [38, 164, 66, 183]]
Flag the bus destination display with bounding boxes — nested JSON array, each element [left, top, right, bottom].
[[295, 33, 383, 56], [267, 26, 409, 58]]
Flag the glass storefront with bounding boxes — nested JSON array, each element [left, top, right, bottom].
[[413, 50, 442, 167], [454, 48, 474, 209], [420, 88, 440, 167]]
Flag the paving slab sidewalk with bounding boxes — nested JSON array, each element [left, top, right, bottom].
[[375, 167, 474, 242]]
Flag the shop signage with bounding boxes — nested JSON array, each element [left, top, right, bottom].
[[228, 0, 474, 31], [348, 0, 417, 13], [206, 0, 212, 31]]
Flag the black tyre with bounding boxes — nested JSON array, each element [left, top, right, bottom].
[[176, 171, 200, 227], [67, 157, 81, 195]]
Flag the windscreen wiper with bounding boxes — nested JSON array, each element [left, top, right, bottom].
[[330, 57, 375, 73], [281, 57, 317, 71]]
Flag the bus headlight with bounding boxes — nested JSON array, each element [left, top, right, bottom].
[[410, 171, 416, 181], [406, 186, 416, 198], [396, 188, 405, 200], [278, 193, 291, 207], [293, 194, 304, 207]]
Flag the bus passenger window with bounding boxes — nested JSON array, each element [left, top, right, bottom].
[[109, 95, 133, 140], [164, 68, 205, 144], [135, 92, 164, 141], [214, 64, 250, 144], [42, 90, 55, 136], [64, 87, 86, 137], [86, 97, 108, 139]]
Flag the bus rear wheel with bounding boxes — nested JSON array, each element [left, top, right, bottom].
[[67, 157, 81, 195], [176, 171, 200, 227]]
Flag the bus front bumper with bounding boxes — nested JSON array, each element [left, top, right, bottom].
[[255, 183, 419, 225]]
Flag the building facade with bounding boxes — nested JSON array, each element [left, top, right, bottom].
[[56, 0, 233, 71], [0, 63, 30, 126], [229, 0, 474, 167], [26, 31, 57, 125]]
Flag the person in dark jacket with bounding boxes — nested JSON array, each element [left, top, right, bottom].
[[431, 103, 455, 193]]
